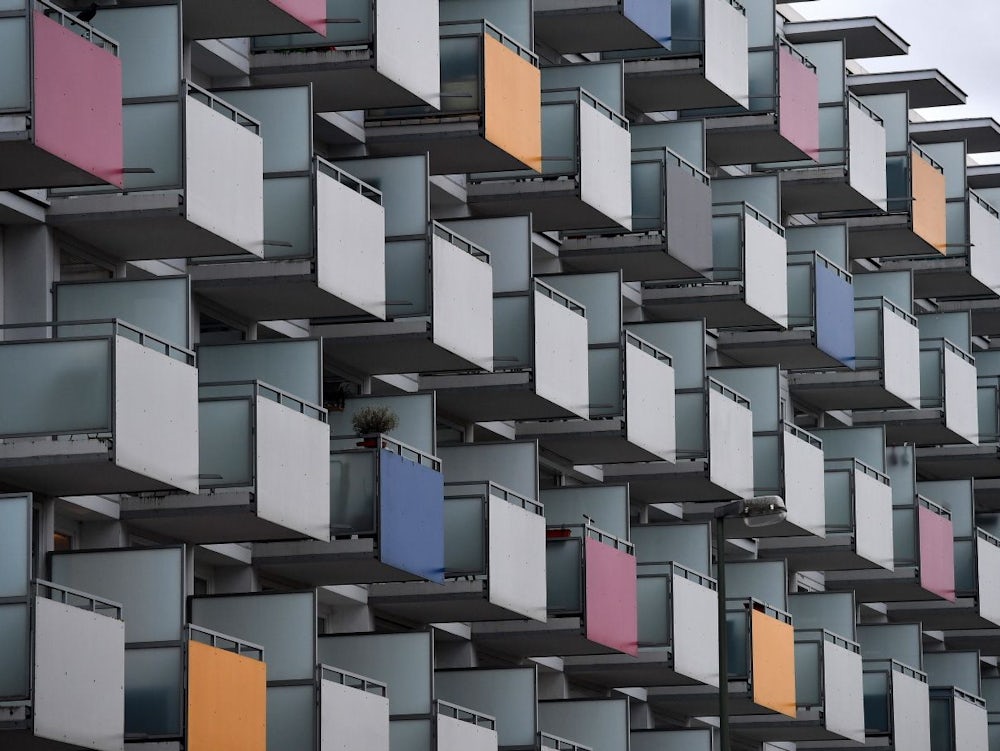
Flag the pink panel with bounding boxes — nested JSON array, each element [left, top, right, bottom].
[[32, 12, 123, 187], [584, 538, 638, 656], [270, 0, 327, 34], [778, 46, 820, 161], [918, 506, 957, 602]]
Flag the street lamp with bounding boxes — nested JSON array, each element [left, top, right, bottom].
[[714, 495, 787, 751]]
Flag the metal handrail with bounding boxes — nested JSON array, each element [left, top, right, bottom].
[[631, 145, 711, 184], [978, 527, 1000, 548], [543, 87, 628, 130], [186, 82, 261, 134], [855, 295, 918, 327], [547, 521, 634, 554], [436, 700, 496, 729], [535, 279, 587, 317], [971, 189, 1000, 219], [315, 156, 382, 205], [33, 0, 118, 54], [848, 92, 884, 125], [0, 318, 195, 364], [319, 664, 388, 697], [34, 579, 122, 620], [785, 421, 823, 448], [638, 560, 718, 590], [187, 624, 264, 660], [777, 37, 816, 72], [487, 481, 543, 515], [199, 379, 328, 423], [433, 222, 491, 263], [539, 732, 593, 751], [911, 143, 944, 174], [708, 377, 751, 408], [625, 331, 673, 365], [918, 495, 952, 519], [333, 432, 442, 471]]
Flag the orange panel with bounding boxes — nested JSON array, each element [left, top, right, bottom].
[[187, 640, 267, 751], [750, 609, 797, 718], [911, 148, 947, 254], [484, 35, 542, 172]]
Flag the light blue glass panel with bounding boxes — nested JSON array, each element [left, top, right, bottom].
[[540, 101, 577, 175], [589, 347, 623, 417], [675, 391, 706, 455], [50, 548, 184, 643], [918, 313, 972, 353], [0, 18, 28, 111], [198, 340, 321, 405], [818, 105, 846, 166], [726, 609, 748, 676], [390, 719, 432, 751], [56, 277, 189, 349], [712, 213, 743, 281], [725, 561, 786, 608], [0, 339, 111, 436], [925, 652, 981, 696], [218, 87, 312, 174], [542, 63, 623, 114], [637, 575, 670, 645], [796, 640, 822, 706], [886, 155, 908, 213], [263, 176, 313, 260], [946, 200, 968, 258], [741, 0, 775, 48], [789, 592, 855, 640], [0, 495, 29, 598], [92, 5, 180, 98], [191, 592, 315, 682], [318, 632, 432, 717], [863, 671, 890, 732], [920, 142, 967, 200], [631, 524, 711, 573], [435, 668, 537, 749], [268, 684, 315, 751], [920, 480, 973, 534], [786, 225, 848, 267], [747, 49, 774, 115], [929, 695, 952, 748], [335, 156, 427, 238], [954, 539, 976, 593], [787, 261, 814, 327], [542, 273, 621, 345], [712, 177, 779, 222], [632, 158, 664, 232], [713, 367, 778, 432], [541, 485, 629, 540], [670, 0, 703, 54], [861, 94, 907, 153], [439, 35, 481, 114], [854, 271, 912, 312], [444, 496, 485, 575], [794, 42, 844, 104], [124, 647, 182, 737], [857, 623, 922, 666], [631, 122, 705, 168], [0, 603, 28, 697], [978, 385, 999, 443], [122, 101, 182, 190], [546, 539, 582, 613], [753, 434, 781, 493], [892, 507, 916, 565], [330, 394, 435, 454], [199, 399, 253, 487], [825, 469, 852, 531], [385, 239, 429, 317], [815, 427, 885, 470], [329, 451, 375, 535], [920, 347, 942, 409], [440, 0, 533, 50], [443, 217, 529, 292], [626, 321, 702, 388], [493, 295, 532, 369], [0, 1, 25, 11], [853, 308, 881, 367]]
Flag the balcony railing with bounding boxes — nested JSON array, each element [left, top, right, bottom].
[[435, 700, 497, 731], [34, 579, 122, 621], [319, 664, 388, 697], [31, 0, 118, 54]]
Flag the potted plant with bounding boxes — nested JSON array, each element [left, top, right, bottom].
[[352, 405, 399, 448]]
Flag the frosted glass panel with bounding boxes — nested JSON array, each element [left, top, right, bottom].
[[442, 217, 531, 293], [787, 262, 813, 326], [0, 603, 28, 697], [0, 18, 28, 110], [795, 640, 821, 706], [892, 508, 916, 564], [268, 684, 315, 751], [712, 213, 742, 279], [219, 86, 312, 173], [198, 340, 321, 405], [589, 347, 623, 417], [331, 393, 436, 454], [335, 156, 427, 238], [329, 451, 376, 535], [435, 668, 537, 748], [540, 101, 577, 175], [726, 609, 748, 676], [824, 469, 852, 531], [637, 575, 670, 645], [124, 647, 182, 737], [0, 339, 111, 436], [747, 49, 774, 114], [263, 176, 313, 259], [444, 496, 485, 575], [50, 548, 184, 643], [123, 101, 182, 190], [542, 273, 621, 344], [493, 295, 532, 369], [199, 398, 253, 487], [56, 277, 189, 349], [191, 592, 316, 682], [93, 5, 180, 98], [439, 35, 481, 113], [631, 158, 664, 231], [630, 524, 711, 574], [385, 239, 429, 317], [547, 539, 582, 613], [542, 63, 623, 113], [542, 485, 629, 540], [863, 671, 890, 732], [440, 0, 533, 50], [817, 105, 845, 166], [0, 496, 29, 598]]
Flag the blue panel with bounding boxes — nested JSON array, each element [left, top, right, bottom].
[[815, 262, 856, 368], [625, 0, 672, 48], [378, 450, 445, 583]]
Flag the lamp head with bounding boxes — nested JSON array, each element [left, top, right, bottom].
[[715, 495, 787, 527]]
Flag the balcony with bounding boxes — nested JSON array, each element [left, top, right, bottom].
[[863, 660, 931, 751], [184, 0, 325, 39], [772, 41, 886, 214], [317, 155, 493, 374], [606, 321, 754, 502], [367, 20, 541, 174], [854, 338, 979, 446], [562, 562, 719, 689], [0, 0, 123, 189], [708, 367, 826, 539], [0, 493, 125, 751], [918, 369, 1000, 478], [192, 591, 390, 751], [467, 87, 632, 232], [539, 699, 629, 751], [518, 274, 675, 464], [631, 729, 714, 751], [0, 319, 198, 496], [615, 0, 748, 111], [190, 85, 385, 322], [559, 147, 714, 281], [250, 0, 440, 111], [882, 167, 1000, 301], [642, 201, 788, 330], [423, 217, 589, 421], [924, 653, 990, 751], [318, 631, 494, 751], [48, 84, 265, 261], [535, 0, 672, 53], [698, 34, 819, 165], [254, 434, 444, 585], [788, 296, 921, 410], [473, 521, 638, 657], [719, 248, 855, 369]]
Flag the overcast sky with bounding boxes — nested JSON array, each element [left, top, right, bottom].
[[789, 0, 1000, 162]]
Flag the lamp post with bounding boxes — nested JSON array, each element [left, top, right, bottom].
[[714, 495, 787, 751]]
